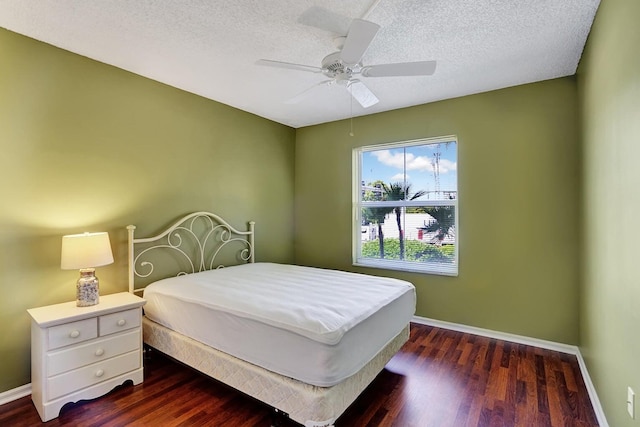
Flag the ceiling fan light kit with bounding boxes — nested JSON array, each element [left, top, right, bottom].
[[257, 18, 437, 109]]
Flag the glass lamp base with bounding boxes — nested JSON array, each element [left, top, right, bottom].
[[77, 268, 100, 307]]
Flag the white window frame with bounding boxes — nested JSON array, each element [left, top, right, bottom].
[[352, 136, 459, 276]]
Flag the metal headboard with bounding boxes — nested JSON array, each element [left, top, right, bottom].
[[127, 212, 255, 294]]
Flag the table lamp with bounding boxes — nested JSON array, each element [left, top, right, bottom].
[[61, 232, 114, 307]]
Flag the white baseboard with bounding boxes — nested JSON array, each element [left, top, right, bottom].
[[574, 350, 609, 427], [0, 383, 31, 406], [412, 315, 579, 354], [412, 315, 608, 427]]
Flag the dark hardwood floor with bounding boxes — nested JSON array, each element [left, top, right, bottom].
[[0, 323, 599, 426]]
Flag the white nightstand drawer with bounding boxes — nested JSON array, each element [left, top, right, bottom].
[[47, 350, 140, 400], [47, 329, 140, 376], [99, 308, 140, 336], [48, 318, 98, 350]]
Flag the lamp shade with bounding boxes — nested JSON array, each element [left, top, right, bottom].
[[61, 232, 114, 270]]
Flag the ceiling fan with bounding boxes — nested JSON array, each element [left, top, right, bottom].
[[257, 19, 437, 108]]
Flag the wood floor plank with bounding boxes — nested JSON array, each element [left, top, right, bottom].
[[0, 323, 599, 426]]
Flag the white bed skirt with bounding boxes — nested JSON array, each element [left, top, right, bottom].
[[143, 318, 410, 426]]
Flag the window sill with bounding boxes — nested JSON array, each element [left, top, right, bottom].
[[354, 259, 458, 276]]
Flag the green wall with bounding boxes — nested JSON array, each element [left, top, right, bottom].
[[0, 28, 296, 392], [295, 78, 581, 344], [579, 0, 640, 425]]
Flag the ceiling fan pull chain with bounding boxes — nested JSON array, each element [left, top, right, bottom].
[[349, 94, 355, 137]]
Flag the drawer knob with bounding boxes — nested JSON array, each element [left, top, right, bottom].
[[95, 348, 105, 357], [95, 369, 104, 378], [69, 330, 80, 338], [117, 319, 126, 327]]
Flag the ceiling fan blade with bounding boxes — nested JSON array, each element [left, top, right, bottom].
[[285, 80, 335, 104], [298, 6, 351, 35], [256, 59, 323, 74], [347, 80, 379, 108], [361, 61, 437, 77], [340, 19, 380, 65]]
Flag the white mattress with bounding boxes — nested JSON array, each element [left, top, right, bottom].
[[142, 262, 415, 386]]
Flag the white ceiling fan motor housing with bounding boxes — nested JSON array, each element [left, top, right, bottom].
[[321, 51, 361, 81]]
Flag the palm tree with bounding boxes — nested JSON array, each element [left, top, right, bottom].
[[383, 182, 427, 260], [362, 206, 393, 258], [422, 206, 455, 244], [362, 181, 393, 258]]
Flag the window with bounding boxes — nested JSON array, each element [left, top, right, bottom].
[[353, 136, 458, 275]]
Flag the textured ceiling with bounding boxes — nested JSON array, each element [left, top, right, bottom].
[[0, 0, 600, 128]]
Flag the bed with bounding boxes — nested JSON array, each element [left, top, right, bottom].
[[127, 212, 415, 427]]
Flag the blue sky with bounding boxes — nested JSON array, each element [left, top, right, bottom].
[[361, 141, 457, 199]]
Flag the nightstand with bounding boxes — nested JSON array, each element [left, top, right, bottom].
[[27, 292, 146, 422]]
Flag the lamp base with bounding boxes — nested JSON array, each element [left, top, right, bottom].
[[77, 268, 100, 307]]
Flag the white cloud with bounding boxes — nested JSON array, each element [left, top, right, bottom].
[[390, 173, 409, 181], [435, 159, 457, 174], [372, 150, 457, 174], [371, 150, 405, 168]]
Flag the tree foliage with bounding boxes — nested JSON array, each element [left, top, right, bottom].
[[361, 181, 430, 260], [361, 238, 455, 263], [361, 181, 392, 258], [421, 206, 456, 243], [382, 182, 427, 260]]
